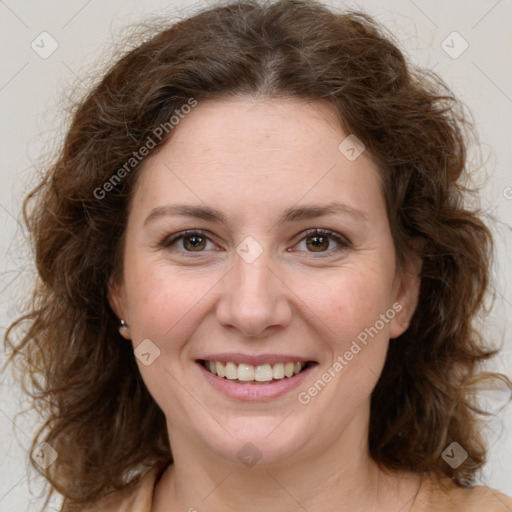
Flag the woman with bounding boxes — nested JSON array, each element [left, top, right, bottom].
[[5, 0, 512, 510]]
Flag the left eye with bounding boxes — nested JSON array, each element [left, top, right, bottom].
[[293, 229, 349, 254]]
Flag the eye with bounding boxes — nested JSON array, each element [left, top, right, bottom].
[[292, 229, 351, 255], [160, 228, 350, 256], [162, 230, 217, 252]]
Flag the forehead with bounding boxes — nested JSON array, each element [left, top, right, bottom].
[[131, 97, 385, 223], [157, 97, 348, 166]]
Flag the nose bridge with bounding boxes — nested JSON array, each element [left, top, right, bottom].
[[216, 248, 291, 337], [235, 255, 273, 304]]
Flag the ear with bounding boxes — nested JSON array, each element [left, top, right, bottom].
[[107, 275, 130, 340], [388, 240, 423, 339]]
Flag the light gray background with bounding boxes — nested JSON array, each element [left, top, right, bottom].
[[1, 0, 511, 510]]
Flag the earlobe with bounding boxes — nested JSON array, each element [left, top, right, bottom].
[[107, 276, 130, 339], [389, 246, 423, 339]]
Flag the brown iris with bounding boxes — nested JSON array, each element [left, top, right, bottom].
[[306, 235, 329, 252], [183, 235, 207, 251]]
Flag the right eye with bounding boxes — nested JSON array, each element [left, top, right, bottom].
[[162, 230, 218, 253]]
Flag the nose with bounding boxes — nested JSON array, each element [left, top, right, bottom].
[[215, 253, 293, 338]]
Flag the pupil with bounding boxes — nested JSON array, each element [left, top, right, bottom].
[[308, 235, 328, 251], [185, 236, 205, 250]]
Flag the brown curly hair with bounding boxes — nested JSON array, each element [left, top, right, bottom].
[[4, 0, 511, 509]]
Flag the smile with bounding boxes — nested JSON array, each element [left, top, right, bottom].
[[196, 355, 318, 400], [200, 359, 308, 384]]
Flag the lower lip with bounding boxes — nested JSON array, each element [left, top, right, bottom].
[[197, 362, 316, 401]]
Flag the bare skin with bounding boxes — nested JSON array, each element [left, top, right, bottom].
[[109, 97, 423, 512]]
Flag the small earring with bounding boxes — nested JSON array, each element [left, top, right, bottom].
[[119, 319, 129, 335]]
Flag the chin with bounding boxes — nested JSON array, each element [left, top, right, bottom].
[[192, 414, 314, 468]]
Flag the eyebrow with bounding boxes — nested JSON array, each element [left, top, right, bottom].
[[143, 201, 368, 227]]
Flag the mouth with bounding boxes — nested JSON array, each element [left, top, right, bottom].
[[198, 359, 313, 385]]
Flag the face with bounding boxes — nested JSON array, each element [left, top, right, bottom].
[[109, 97, 420, 468]]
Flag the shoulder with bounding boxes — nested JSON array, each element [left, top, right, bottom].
[[413, 473, 512, 512], [61, 465, 163, 512]]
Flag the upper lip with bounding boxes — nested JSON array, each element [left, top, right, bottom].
[[198, 353, 317, 366]]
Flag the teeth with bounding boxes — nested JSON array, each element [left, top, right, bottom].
[[203, 360, 307, 382], [255, 364, 273, 382], [272, 363, 285, 379], [284, 362, 294, 377], [237, 364, 254, 381], [225, 361, 238, 380], [215, 361, 226, 378]]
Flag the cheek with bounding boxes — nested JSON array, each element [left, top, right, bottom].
[[301, 266, 395, 346], [123, 255, 216, 347], [300, 271, 394, 410], [122, 260, 219, 413]]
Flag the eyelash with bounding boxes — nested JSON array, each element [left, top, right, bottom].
[[161, 228, 351, 256]]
